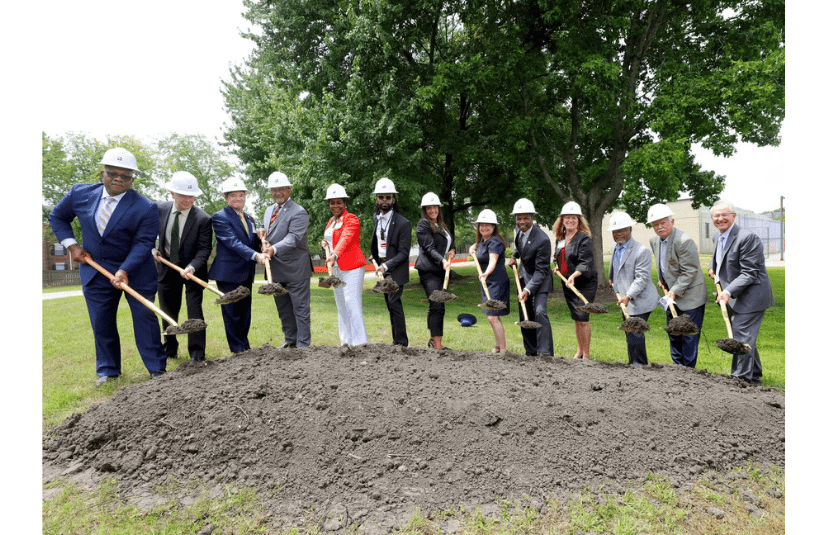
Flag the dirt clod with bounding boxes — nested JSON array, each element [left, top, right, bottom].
[[665, 315, 699, 336], [428, 290, 457, 303], [164, 319, 207, 335], [214, 286, 250, 305], [619, 317, 651, 333], [257, 282, 289, 296], [716, 338, 752, 355]]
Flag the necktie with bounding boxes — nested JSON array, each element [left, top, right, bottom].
[[716, 235, 726, 268], [613, 245, 624, 272], [269, 204, 281, 230], [170, 211, 181, 263], [520, 231, 527, 250], [659, 239, 667, 279], [97, 196, 116, 236], [239, 212, 249, 235]]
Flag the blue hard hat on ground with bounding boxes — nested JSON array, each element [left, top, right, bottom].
[[457, 313, 477, 327]]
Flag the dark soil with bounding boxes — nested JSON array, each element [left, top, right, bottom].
[[43, 343, 784, 532], [716, 338, 753, 355], [665, 314, 700, 335], [319, 276, 345, 288], [619, 316, 651, 332], [164, 319, 207, 335], [580, 302, 609, 314], [372, 279, 400, 294], [258, 282, 289, 296], [215, 286, 250, 305], [427, 290, 456, 303]]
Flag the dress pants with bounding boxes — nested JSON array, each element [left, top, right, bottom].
[[216, 275, 254, 353], [273, 277, 312, 347], [382, 277, 408, 346], [158, 276, 206, 361], [624, 310, 652, 365], [419, 270, 446, 337], [83, 278, 166, 377], [665, 304, 705, 368], [729, 309, 764, 383], [332, 265, 368, 345], [519, 287, 553, 356]]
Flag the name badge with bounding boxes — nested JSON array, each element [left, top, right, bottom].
[[380, 241, 387, 249]]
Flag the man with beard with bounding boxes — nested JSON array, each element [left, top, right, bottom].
[[508, 198, 554, 356], [369, 178, 411, 346], [647, 203, 707, 367]]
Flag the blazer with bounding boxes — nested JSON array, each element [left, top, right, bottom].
[[370, 211, 411, 286], [649, 227, 708, 311], [414, 219, 451, 273], [208, 205, 261, 283], [607, 237, 658, 315], [554, 231, 596, 282], [49, 183, 159, 292], [324, 210, 366, 271], [711, 224, 774, 314], [512, 226, 553, 295], [155, 201, 212, 283], [262, 197, 313, 282]]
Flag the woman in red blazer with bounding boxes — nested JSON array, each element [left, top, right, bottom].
[[320, 184, 368, 345]]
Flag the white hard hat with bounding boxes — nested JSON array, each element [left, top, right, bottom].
[[100, 147, 139, 172], [608, 211, 635, 231], [560, 201, 583, 216], [267, 171, 292, 188], [220, 177, 249, 194], [372, 177, 397, 195], [475, 209, 498, 225], [324, 183, 349, 200], [168, 171, 202, 196], [511, 198, 536, 215], [646, 203, 675, 224], [420, 192, 442, 207]]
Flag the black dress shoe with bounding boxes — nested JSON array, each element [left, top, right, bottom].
[[150, 370, 166, 379], [279, 342, 297, 349]]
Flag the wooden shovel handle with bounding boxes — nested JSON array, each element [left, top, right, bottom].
[[154, 255, 223, 297], [85, 257, 178, 326], [715, 282, 735, 338], [442, 251, 454, 289], [370, 257, 384, 280], [668, 301, 678, 318], [555, 270, 589, 304], [512, 264, 531, 319], [470, 251, 493, 300], [615, 292, 630, 320]]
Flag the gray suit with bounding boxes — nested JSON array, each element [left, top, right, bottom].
[[650, 227, 707, 367], [711, 224, 773, 382], [263, 197, 313, 347], [609, 237, 657, 365]]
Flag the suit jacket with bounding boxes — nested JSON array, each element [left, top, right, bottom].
[[554, 231, 596, 282], [711, 224, 773, 313], [49, 183, 159, 292], [263, 197, 313, 282], [156, 201, 212, 282], [324, 210, 366, 271], [370, 211, 411, 285], [512, 226, 553, 295], [649, 227, 707, 311], [414, 219, 451, 273], [208, 205, 261, 283], [608, 237, 658, 315]]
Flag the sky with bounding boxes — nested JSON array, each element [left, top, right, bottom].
[[6, 2, 815, 529]]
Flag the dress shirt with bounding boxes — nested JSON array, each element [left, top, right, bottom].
[[375, 210, 393, 259], [60, 189, 128, 248], [165, 206, 191, 256]]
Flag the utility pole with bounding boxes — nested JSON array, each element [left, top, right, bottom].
[[780, 195, 784, 261]]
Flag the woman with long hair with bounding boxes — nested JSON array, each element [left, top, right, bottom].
[[552, 201, 597, 359], [469, 209, 510, 352], [414, 192, 455, 350]]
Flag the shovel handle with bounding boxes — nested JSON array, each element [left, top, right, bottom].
[[85, 257, 178, 327], [555, 270, 589, 304], [615, 292, 630, 320], [715, 282, 735, 338], [668, 301, 678, 318], [470, 251, 493, 300], [155, 255, 223, 298], [512, 263, 531, 319], [370, 257, 385, 280], [442, 251, 454, 290]]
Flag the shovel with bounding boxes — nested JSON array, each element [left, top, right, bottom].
[[615, 292, 650, 332], [663, 297, 699, 336], [318, 242, 345, 288], [554, 270, 608, 314], [429, 252, 457, 303], [255, 228, 289, 296], [368, 257, 399, 294], [511, 263, 540, 329], [154, 255, 249, 305], [470, 251, 507, 310], [85, 257, 206, 335], [714, 279, 752, 355]]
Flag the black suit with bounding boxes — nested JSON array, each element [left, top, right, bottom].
[[513, 226, 554, 355], [155, 201, 212, 361], [370, 210, 411, 346]]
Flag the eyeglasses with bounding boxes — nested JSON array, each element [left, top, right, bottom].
[[712, 212, 735, 219], [105, 170, 134, 182], [377, 195, 393, 201], [271, 187, 291, 193]]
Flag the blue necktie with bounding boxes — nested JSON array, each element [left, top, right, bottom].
[[613, 245, 625, 272]]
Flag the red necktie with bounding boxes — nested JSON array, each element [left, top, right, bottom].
[[269, 204, 281, 230]]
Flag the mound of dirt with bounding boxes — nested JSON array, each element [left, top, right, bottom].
[[43, 344, 784, 531]]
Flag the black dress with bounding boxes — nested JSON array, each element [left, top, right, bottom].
[[555, 231, 598, 322], [477, 236, 510, 316]]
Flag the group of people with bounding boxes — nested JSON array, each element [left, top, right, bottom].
[[49, 147, 774, 387]]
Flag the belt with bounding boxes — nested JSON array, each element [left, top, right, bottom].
[[379, 257, 387, 263]]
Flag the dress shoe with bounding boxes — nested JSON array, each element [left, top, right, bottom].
[[279, 342, 297, 349], [95, 376, 113, 386], [150, 370, 166, 379]]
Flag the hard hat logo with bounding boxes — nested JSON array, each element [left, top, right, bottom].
[[100, 147, 139, 172], [420, 192, 442, 207]]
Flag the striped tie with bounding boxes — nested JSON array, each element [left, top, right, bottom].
[[98, 196, 116, 235], [269, 204, 281, 230]]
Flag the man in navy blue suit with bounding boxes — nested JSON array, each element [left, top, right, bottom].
[[208, 178, 270, 354], [49, 147, 167, 385]]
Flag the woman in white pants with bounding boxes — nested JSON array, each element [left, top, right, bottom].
[[320, 184, 368, 345]]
